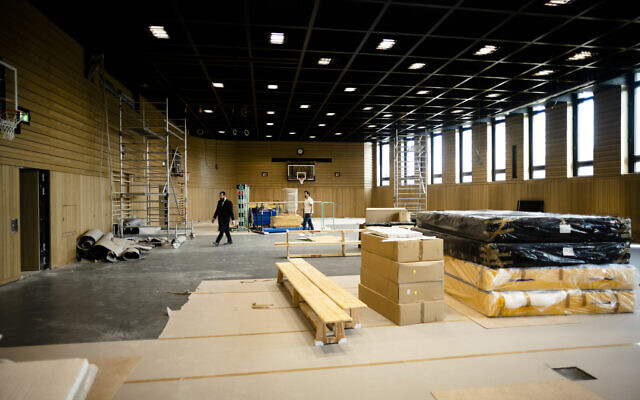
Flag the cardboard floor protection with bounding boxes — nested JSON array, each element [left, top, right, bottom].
[[444, 294, 580, 329], [431, 379, 604, 400], [87, 356, 142, 400]]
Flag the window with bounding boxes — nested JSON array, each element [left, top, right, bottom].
[[431, 132, 442, 184], [573, 91, 594, 176], [632, 73, 640, 173], [378, 142, 390, 186], [492, 118, 506, 181], [529, 105, 546, 179], [460, 127, 472, 182]]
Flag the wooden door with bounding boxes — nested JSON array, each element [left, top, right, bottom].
[[20, 169, 40, 270], [0, 164, 21, 285]]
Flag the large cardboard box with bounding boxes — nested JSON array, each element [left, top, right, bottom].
[[360, 267, 443, 303], [361, 233, 421, 262], [365, 208, 406, 223], [420, 238, 444, 261], [358, 284, 444, 325], [271, 214, 302, 228], [361, 251, 443, 283]]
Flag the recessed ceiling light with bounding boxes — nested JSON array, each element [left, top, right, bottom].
[[318, 123, 326, 127], [309, 135, 316, 139], [326, 112, 335, 116], [474, 45, 498, 56], [267, 111, 275, 115], [344, 87, 356, 92], [334, 132, 343, 136], [368, 125, 376, 128], [461, 116, 472, 120], [376, 39, 396, 50], [451, 109, 464, 114], [270, 32, 285, 45], [300, 104, 309, 109], [544, 0, 574, 6], [318, 57, 332, 65], [408, 63, 425, 70], [383, 114, 392, 118], [533, 69, 555, 76], [417, 126, 425, 129], [149, 26, 169, 39], [266, 122, 274, 126], [416, 90, 429, 95], [265, 134, 273, 138], [567, 50, 594, 61], [204, 109, 213, 113], [212, 82, 224, 88], [218, 130, 225, 134], [363, 106, 373, 110], [289, 131, 296, 135], [267, 84, 278, 90], [486, 93, 501, 98]]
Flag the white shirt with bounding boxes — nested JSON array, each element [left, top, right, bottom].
[[304, 197, 314, 214]]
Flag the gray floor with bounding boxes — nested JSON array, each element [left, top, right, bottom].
[[0, 230, 362, 347], [0, 229, 637, 348]]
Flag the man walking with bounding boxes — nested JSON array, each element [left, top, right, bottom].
[[212, 191, 235, 246], [301, 190, 314, 230]]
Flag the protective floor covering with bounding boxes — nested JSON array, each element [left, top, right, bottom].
[[1, 275, 640, 399], [431, 379, 604, 400]]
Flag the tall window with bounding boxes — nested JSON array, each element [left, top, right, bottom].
[[573, 91, 594, 176], [529, 105, 546, 179], [460, 127, 472, 183], [632, 73, 640, 173], [492, 118, 506, 181], [431, 132, 442, 184], [378, 142, 390, 186]]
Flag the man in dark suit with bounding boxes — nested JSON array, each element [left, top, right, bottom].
[[212, 191, 235, 246]]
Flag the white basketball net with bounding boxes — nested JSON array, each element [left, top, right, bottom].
[[297, 172, 306, 185], [1, 110, 20, 141]]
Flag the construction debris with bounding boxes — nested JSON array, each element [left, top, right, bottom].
[[76, 229, 153, 263], [251, 302, 274, 309]]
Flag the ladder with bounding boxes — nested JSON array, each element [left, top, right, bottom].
[[393, 132, 428, 215]]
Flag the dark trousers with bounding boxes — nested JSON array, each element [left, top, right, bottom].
[[302, 213, 314, 230], [216, 230, 232, 243]]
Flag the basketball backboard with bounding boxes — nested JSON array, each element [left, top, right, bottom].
[[287, 163, 315, 182]]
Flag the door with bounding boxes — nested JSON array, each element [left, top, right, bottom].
[[20, 169, 39, 270], [1, 165, 21, 285]]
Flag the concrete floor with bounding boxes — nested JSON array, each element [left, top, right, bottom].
[[0, 223, 362, 347]]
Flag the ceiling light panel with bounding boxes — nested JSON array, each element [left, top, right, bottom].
[[376, 39, 396, 50], [267, 84, 278, 89], [204, 109, 213, 113], [149, 26, 169, 39], [344, 87, 357, 92], [416, 90, 429, 95], [300, 104, 309, 109], [474, 45, 498, 56], [533, 69, 555, 76], [567, 51, 594, 61], [326, 112, 335, 116], [363, 106, 373, 110], [408, 63, 426, 70], [267, 111, 275, 115], [334, 132, 343, 136], [270, 32, 285, 45], [544, 0, 574, 6], [212, 82, 224, 88], [318, 57, 332, 65]]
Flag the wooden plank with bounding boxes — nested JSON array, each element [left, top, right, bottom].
[[289, 258, 367, 310], [274, 241, 361, 246], [275, 262, 351, 324], [291, 252, 361, 258]]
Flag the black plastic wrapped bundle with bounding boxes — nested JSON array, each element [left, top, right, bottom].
[[415, 227, 630, 267], [416, 210, 631, 243]]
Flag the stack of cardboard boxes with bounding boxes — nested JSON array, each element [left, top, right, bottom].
[[358, 229, 445, 325]]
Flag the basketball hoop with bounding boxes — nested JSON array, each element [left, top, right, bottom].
[[297, 171, 306, 185], [0, 109, 21, 141]]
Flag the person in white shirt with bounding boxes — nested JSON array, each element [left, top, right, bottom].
[[302, 190, 314, 230]]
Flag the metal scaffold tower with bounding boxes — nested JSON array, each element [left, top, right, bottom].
[[393, 131, 428, 215], [110, 97, 191, 240]]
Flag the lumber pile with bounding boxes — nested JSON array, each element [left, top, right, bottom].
[[359, 227, 445, 325], [271, 214, 302, 228], [415, 210, 636, 317]]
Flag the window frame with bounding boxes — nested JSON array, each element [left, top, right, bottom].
[[459, 126, 472, 183], [430, 132, 442, 184], [528, 106, 546, 179], [630, 73, 640, 173], [572, 91, 595, 177], [378, 141, 390, 186], [491, 118, 506, 181]]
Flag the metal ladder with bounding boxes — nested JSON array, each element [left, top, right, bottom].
[[393, 132, 428, 215]]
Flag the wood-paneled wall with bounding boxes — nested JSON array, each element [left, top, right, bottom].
[[594, 86, 622, 176], [472, 123, 487, 183]]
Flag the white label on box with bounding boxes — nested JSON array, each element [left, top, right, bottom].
[[563, 247, 575, 257], [559, 224, 571, 233], [407, 289, 411, 295]]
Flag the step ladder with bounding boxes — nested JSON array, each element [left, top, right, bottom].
[[393, 132, 427, 215]]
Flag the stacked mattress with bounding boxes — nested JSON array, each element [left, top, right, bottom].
[[415, 210, 636, 317]]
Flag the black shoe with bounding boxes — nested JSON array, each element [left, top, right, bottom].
[[214, 242, 220, 247], [223, 241, 233, 245]]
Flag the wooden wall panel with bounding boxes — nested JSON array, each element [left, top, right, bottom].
[[472, 123, 487, 183], [594, 86, 622, 177], [546, 102, 568, 179], [0, 165, 21, 285], [442, 130, 456, 184], [506, 114, 524, 181]]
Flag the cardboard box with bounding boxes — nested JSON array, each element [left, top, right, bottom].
[[270, 214, 302, 228], [365, 208, 406, 223], [358, 284, 444, 325], [361, 232, 421, 262], [361, 251, 443, 283], [360, 267, 443, 303], [420, 237, 444, 261]]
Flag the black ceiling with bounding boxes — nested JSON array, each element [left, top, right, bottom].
[[29, 0, 640, 141]]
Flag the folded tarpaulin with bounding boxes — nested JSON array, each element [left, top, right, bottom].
[[416, 210, 631, 243], [444, 272, 635, 317], [415, 227, 630, 267], [444, 256, 637, 291]]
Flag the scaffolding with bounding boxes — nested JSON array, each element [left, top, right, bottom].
[[110, 97, 191, 240], [393, 131, 428, 215]]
